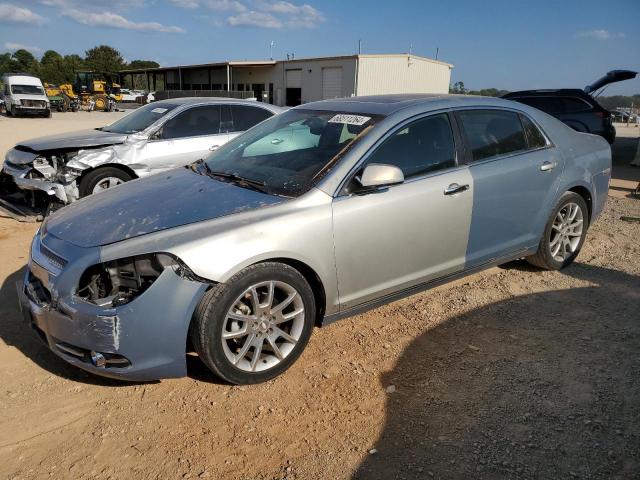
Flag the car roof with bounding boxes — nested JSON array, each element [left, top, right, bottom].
[[153, 97, 283, 112], [296, 94, 527, 116]]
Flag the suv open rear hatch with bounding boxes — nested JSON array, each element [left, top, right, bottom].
[[585, 70, 637, 94]]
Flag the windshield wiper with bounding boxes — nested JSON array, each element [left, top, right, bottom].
[[192, 160, 271, 194]]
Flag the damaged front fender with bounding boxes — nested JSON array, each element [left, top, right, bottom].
[[66, 135, 152, 177]]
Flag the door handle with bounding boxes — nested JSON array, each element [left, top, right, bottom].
[[271, 138, 284, 145], [444, 183, 469, 195], [540, 161, 557, 171], [209, 145, 220, 151]]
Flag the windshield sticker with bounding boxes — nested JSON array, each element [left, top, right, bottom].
[[151, 107, 168, 114], [328, 114, 371, 126]]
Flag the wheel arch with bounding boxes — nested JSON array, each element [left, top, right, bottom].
[[78, 163, 139, 182], [566, 184, 593, 222], [255, 257, 327, 327]]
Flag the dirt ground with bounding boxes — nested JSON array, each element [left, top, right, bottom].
[[0, 116, 639, 480]]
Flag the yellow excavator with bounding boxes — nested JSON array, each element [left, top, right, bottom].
[[57, 71, 123, 111]]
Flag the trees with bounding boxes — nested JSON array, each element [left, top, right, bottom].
[[85, 45, 125, 74]]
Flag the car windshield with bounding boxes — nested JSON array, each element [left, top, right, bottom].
[[204, 109, 380, 197], [11, 84, 44, 95], [101, 102, 179, 134]]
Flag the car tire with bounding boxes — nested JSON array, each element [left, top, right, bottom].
[[526, 191, 589, 270], [78, 167, 133, 197], [191, 262, 316, 384]]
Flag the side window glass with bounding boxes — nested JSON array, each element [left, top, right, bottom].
[[515, 97, 563, 115], [520, 114, 548, 149], [231, 105, 273, 132], [363, 113, 456, 179], [458, 110, 527, 162], [162, 105, 221, 139], [561, 97, 592, 113]]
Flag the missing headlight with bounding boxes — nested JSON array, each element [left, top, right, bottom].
[[77, 253, 178, 307]]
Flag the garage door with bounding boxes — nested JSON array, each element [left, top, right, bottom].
[[286, 69, 302, 88], [322, 67, 343, 100]]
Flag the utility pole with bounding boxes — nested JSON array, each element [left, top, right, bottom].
[[269, 41, 275, 60], [435, 47, 439, 60], [358, 39, 362, 54]]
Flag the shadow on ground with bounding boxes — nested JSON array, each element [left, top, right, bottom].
[[354, 263, 640, 479]]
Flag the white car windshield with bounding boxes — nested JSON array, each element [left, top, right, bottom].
[[11, 84, 44, 95], [203, 109, 380, 197], [101, 102, 180, 134]]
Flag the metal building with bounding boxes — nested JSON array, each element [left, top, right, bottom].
[[120, 53, 453, 107]]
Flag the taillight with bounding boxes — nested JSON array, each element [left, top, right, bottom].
[[596, 111, 611, 119]]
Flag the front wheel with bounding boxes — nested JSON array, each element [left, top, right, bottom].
[[78, 166, 133, 197], [526, 192, 589, 270], [191, 262, 316, 384]]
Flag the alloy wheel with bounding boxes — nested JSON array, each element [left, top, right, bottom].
[[221, 280, 305, 372], [92, 177, 124, 193], [549, 202, 584, 262]]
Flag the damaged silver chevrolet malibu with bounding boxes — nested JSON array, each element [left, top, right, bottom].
[[1, 98, 282, 211], [19, 94, 611, 384]]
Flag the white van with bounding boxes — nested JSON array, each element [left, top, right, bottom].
[[2, 74, 51, 117]]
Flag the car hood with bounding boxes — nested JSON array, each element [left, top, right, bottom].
[[44, 167, 284, 248], [584, 70, 637, 94], [15, 129, 127, 153]]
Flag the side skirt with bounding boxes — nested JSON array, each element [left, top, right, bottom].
[[320, 248, 536, 326]]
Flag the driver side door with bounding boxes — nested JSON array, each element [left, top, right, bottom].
[[331, 112, 474, 309], [142, 105, 228, 173]]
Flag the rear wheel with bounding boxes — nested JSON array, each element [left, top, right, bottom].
[[78, 167, 132, 197], [191, 262, 316, 384], [526, 192, 589, 270]]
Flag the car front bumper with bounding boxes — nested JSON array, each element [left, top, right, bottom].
[[19, 232, 208, 381], [12, 106, 50, 115], [2, 162, 78, 203]]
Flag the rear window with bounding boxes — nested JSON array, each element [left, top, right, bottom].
[[458, 110, 527, 162]]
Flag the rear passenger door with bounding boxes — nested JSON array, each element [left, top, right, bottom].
[[224, 104, 274, 141], [456, 109, 564, 267], [144, 105, 228, 172]]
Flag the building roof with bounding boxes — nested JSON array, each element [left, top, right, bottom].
[[119, 53, 452, 75]]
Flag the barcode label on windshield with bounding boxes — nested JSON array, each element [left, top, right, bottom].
[[328, 114, 371, 126]]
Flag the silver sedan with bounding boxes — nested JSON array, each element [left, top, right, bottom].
[[19, 94, 611, 384], [2, 98, 283, 205]]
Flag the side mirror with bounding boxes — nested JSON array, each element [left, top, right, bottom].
[[149, 128, 163, 140], [358, 163, 405, 189]]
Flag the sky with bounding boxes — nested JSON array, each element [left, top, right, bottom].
[[0, 0, 639, 95]]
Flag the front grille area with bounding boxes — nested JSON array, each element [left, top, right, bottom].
[[40, 243, 68, 269], [21, 100, 47, 108]]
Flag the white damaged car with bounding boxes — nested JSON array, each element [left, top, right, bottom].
[[0, 98, 282, 207]]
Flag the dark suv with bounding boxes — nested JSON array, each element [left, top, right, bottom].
[[503, 70, 637, 144]]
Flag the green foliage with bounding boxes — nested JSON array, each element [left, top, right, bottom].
[[595, 94, 640, 110], [449, 81, 467, 94], [85, 45, 125, 74], [468, 88, 510, 97], [0, 45, 158, 88], [128, 60, 160, 69]]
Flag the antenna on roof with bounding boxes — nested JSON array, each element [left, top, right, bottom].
[[269, 40, 275, 60], [358, 39, 362, 55], [435, 47, 439, 60]]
